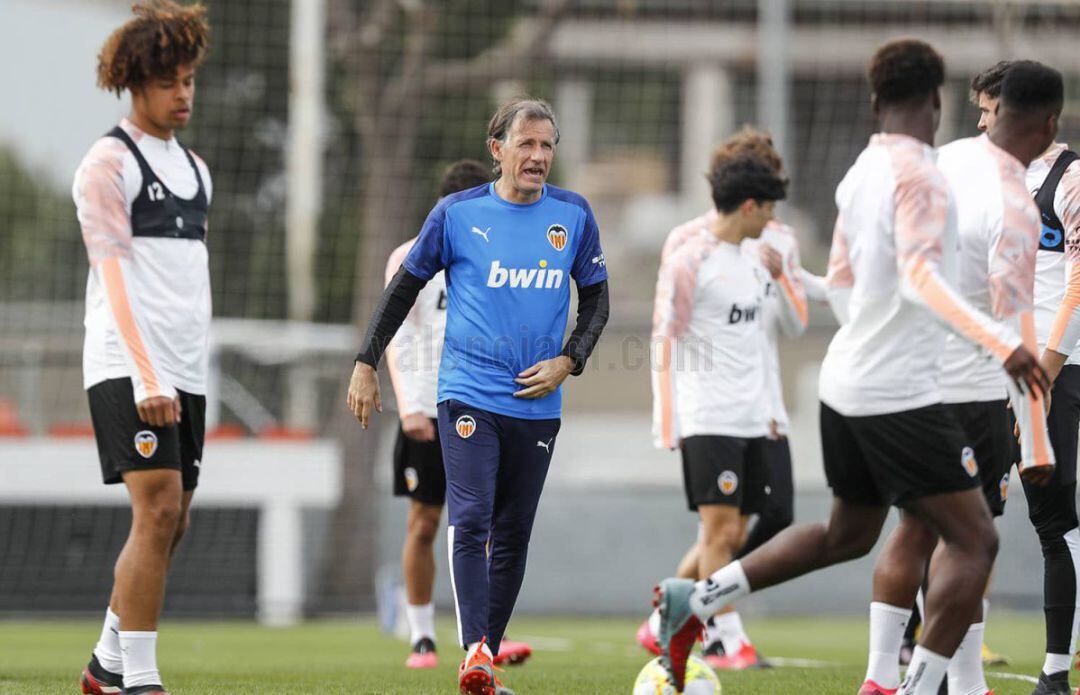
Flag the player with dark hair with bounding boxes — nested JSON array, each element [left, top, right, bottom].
[[649, 151, 790, 671], [654, 38, 1049, 695], [968, 61, 1080, 695], [640, 129, 807, 670], [74, 2, 211, 694], [348, 96, 609, 695], [862, 58, 1059, 695]]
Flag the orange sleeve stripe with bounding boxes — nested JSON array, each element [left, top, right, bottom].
[[908, 257, 1014, 363], [100, 258, 160, 397], [657, 336, 676, 449], [1021, 312, 1053, 467], [1046, 262, 1080, 352], [778, 273, 809, 327]]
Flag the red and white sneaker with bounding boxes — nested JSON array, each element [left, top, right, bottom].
[[636, 619, 662, 656], [79, 654, 123, 694], [709, 641, 767, 670], [406, 637, 438, 669], [857, 680, 897, 695], [460, 638, 517, 695], [493, 639, 532, 666]]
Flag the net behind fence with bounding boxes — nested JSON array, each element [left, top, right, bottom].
[[3, 0, 1080, 617]]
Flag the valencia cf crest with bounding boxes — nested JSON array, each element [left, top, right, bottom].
[[455, 415, 477, 439], [404, 467, 420, 492], [718, 471, 739, 496], [961, 446, 978, 477], [546, 224, 568, 251], [999, 472, 1010, 502], [134, 430, 158, 459]]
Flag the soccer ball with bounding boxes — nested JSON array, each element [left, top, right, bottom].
[[632, 655, 721, 695]]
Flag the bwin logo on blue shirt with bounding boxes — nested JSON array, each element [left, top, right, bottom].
[[486, 260, 565, 289]]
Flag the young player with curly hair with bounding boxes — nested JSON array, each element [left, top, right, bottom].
[[75, 3, 211, 694]]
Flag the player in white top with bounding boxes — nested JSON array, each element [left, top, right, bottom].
[[970, 62, 1080, 695], [75, 4, 211, 694], [649, 152, 787, 676], [861, 61, 1059, 695], [639, 129, 808, 670], [654, 39, 1049, 695]]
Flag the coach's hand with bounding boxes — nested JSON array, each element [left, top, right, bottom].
[[1004, 345, 1051, 399], [514, 356, 573, 399], [759, 243, 783, 279], [347, 361, 382, 429], [137, 395, 180, 428], [401, 412, 436, 442]]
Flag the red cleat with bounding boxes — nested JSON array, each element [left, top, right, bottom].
[[636, 619, 661, 656], [654, 579, 704, 693], [79, 655, 123, 694], [709, 641, 767, 670], [459, 638, 516, 695], [493, 639, 532, 666], [857, 680, 897, 695]]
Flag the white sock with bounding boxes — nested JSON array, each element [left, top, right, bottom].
[[947, 622, 987, 695], [119, 631, 161, 689], [466, 641, 493, 661], [865, 602, 911, 689], [647, 607, 661, 639], [981, 598, 989, 620], [1043, 652, 1071, 675], [900, 646, 950, 695], [405, 603, 436, 645], [691, 561, 751, 620], [713, 611, 751, 654], [93, 607, 123, 674]]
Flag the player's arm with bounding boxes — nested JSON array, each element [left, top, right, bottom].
[[349, 207, 446, 427], [799, 268, 828, 303], [1042, 166, 1080, 383], [760, 235, 808, 338], [824, 214, 853, 324], [382, 243, 435, 442], [650, 252, 697, 450], [515, 200, 610, 398], [894, 172, 1046, 396], [74, 141, 179, 427]]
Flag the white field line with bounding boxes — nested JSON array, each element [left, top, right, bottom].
[[986, 671, 1039, 685]]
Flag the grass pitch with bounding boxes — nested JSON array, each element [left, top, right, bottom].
[[0, 613, 1053, 694]]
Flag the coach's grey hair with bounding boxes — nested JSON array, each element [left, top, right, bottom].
[[486, 97, 561, 178]]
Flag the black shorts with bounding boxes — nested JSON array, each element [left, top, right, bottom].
[[947, 400, 1013, 517], [87, 378, 206, 491], [392, 419, 446, 506], [821, 402, 980, 508], [681, 435, 769, 514]]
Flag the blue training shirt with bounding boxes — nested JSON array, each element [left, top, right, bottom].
[[403, 182, 608, 419]]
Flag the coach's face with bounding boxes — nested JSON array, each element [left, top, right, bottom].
[[492, 115, 556, 201], [976, 92, 999, 133]]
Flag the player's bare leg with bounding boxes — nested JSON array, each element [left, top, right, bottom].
[[107, 469, 183, 692], [894, 489, 996, 694], [699, 509, 760, 669], [403, 500, 441, 668], [656, 498, 888, 689], [861, 512, 936, 694]]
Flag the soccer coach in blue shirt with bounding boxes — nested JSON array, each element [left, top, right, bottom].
[[348, 97, 609, 694]]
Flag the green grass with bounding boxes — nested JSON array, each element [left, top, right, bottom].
[[0, 613, 1055, 694]]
